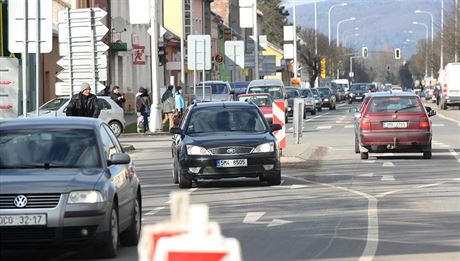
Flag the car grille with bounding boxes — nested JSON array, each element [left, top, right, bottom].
[[0, 194, 61, 209], [0, 226, 98, 245], [208, 146, 254, 155]]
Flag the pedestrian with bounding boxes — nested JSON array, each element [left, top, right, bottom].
[[174, 86, 185, 115], [161, 85, 175, 130], [66, 82, 101, 118], [109, 86, 126, 108], [136, 87, 151, 132]]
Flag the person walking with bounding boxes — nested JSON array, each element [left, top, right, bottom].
[[136, 87, 151, 132], [66, 82, 101, 118], [161, 85, 175, 130], [109, 86, 126, 108], [174, 86, 185, 125]]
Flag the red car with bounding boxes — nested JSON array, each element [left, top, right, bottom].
[[352, 92, 436, 159], [238, 93, 274, 125]]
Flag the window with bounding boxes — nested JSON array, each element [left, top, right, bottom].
[[97, 99, 112, 110], [100, 125, 118, 160]]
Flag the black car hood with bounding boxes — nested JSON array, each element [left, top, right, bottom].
[[0, 168, 105, 194], [186, 132, 275, 148]]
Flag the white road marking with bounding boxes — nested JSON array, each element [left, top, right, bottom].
[[188, 188, 198, 192], [439, 144, 451, 148], [243, 212, 293, 227], [145, 206, 166, 216], [361, 160, 376, 164], [416, 183, 443, 188], [359, 173, 374, 177], [382, 162, 395, 167], [344, 125, 354, 128], [432, 123, 445, 127], [436, 112, 460, 124], [317, 126, 332, 129], [449, 148, 460, 163], [290, 184, 308, 189], [381, 175, 395, 181], [336, 121, 343, 123]]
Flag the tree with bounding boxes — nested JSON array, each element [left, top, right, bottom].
[[259, 0, 290, 47]]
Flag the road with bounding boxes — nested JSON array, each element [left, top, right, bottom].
[[3, 102, 459, 261]]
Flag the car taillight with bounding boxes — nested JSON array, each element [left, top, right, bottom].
[[360, 116, 371, 130], [443, 84, 448, 96], [419, 115, 430, 129]]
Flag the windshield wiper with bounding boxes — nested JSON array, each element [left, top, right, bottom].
[[17, 163, 72, 169], [394, 105, 417, 113]]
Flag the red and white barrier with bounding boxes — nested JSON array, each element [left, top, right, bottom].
[[273, 101, 286, 149]]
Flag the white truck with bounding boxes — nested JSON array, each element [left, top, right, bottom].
[[439, 63, 460, 110]]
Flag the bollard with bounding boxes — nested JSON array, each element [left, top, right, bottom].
[[293, 98, 304, 144]]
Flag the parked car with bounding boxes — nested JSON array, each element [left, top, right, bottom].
[[439, 63, 460, 110], [170, 102, 282, 188], [310, 88, 323, 111], [0, 117, 141, 258], [238, 93, 274, 125], [347, 83, 368, 104], [351, 92, 436, 160], [193, 81, 233, 102], [230, 81, 250, 100], [247, 79, 288, 123], [317, 87, 336, 110], [28, 96, 126, 137]]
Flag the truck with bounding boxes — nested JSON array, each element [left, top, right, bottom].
[[439, 63, 460, 110]]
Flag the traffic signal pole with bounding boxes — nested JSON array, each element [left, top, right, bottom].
[[149, 0, 161, 132]]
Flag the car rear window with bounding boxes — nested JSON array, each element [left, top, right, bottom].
[[365, 96, 423, 113], [186, 107, 268, 134], [40, 98, 68, 111], [0, 129, 101, 169], [238, 95, 273, 106], [248, 86, 284, 99]]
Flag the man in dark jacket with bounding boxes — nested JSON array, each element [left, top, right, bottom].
[[109, 86, 126, 108], [66, 82, 101, 118]]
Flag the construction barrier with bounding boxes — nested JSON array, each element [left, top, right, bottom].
[[272, 101, 286, 149]]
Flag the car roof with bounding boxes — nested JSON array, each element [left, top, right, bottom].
[[0, 117, 102, 130], [238, 93, 271, 97], [367, 91, 418, 98], [248, 79, 284, 87], [192, 101, 258, 109]]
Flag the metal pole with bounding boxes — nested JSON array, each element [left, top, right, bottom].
[[35, 0, 40, 117], [425, 24, 428, 77], [194, 40, 197, 96], [22, 0, 28, 117], [253, 2, 259, 80], [233, 45, 237, 82], [328, 5, 333, 45], [441, 0, 444, 69], [180, 0, 185, 87], [202, 39, 205, 101], [66, 8, 73, 97], [293, 0, 297, 79], [455, 0, 458, 62], [89, 8, 97, 93], [149, 0, 161, 132], [350, 56, 353, 82]]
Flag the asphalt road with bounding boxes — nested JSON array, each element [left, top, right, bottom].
[[3, 102, 459, 261]]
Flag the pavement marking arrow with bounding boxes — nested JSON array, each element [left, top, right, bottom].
[[290, 184, 308, 189], [243, 212, 293, 227], [359, 173, 374, 177]]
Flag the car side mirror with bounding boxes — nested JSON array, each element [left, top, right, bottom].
[[108, 153, 130, 165], [271, 124, 282, 132], [426, 107, 436, 117], [170, 127, 182, 135]]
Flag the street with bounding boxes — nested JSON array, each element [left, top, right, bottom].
[[4, 102, 458, 261]]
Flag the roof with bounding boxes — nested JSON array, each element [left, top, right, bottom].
[[248, 79, 284, 87], [0, 117, 102, 130], [367, 91, 418, 98], [193, 101, 258, 109]]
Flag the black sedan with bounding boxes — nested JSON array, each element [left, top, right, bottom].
[[170, 102, 282, 188], [348, 83, 369, 104], [0, 117, 141, 258], [317, 87, 337, 110]]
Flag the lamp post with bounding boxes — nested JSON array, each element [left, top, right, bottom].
[[415, 10, 434, 76], [337, 17, 356, 48], [293, 0, 297, 79], [328, 2, 347, 45], [413, 21, 429, 77], [441, 0, 444, 68]]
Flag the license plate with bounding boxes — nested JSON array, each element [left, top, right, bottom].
[[383, 121, 408, 128], [355, 96, 363, 100], [216, 159, 247, 168], [0, 214, 47, 226]]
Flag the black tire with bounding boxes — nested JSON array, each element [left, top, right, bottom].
[[109, 121, 123, 137], [97, 205, 119, 258], [303, 111, 307, 119], [178, 168, 192, 188], [120, 195, 141, 246], [318, 107, 322, 112], [354, 135, 360, 154], [360, 152, 369, 160], [311, 109, 316, 115], [172, 158, 179, 184], [423, 142, 432, 159], [266, 171, 281, 186]]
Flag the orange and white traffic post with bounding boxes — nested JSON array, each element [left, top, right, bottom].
[[272, 101, 286, 149]]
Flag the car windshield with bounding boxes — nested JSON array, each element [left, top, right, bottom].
[[286, 89, 300, 98], [0, 129, 101, 169], [366, 96, 422, 113], [238, 95, 273, 107], [317, 88, 331, 96], [39, 98, 68, 111], [186, 107, 268, 134], [196, 83, 229, 94], [248, 86, 284, 99], [351, 85, 367, 92], [299, 90, 313, 98]]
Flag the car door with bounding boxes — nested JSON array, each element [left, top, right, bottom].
[[97, 98, 112, 123], [100, 124, 132, 225]]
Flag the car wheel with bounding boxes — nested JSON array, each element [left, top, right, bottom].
[[172, 158, 179, 184], [311, 109, 316, 115], [109, 121, 123, 137], [178, 168, 192, 188], [354, 135, 360, 154], [318, 107, 322, 112], [266, 171, 281, 186], [120, 195, 141, 246], [303, 110, 307, 119], [360, 152, 368, 160], [97, 205, 119, 258]]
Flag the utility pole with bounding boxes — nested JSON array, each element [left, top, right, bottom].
[[149, 0, 161, 132], [441, 0, 444, 69], [35, 1, 40, 117], [22, 2, 28, 116], [293, 0, 297, 80], [253, 1, 259, 80]]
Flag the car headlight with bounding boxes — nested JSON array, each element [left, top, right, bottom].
[[252, 142, 275, 153], [68, 191, 104, 204], [324, 98, 329, 101], [186, 145, 211, 155]]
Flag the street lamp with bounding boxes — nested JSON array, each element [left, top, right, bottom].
[[328, 2, 348, 45], [413, 21, 429, 77], [337, 17, 356, 47], [415, 10, 434, 77]]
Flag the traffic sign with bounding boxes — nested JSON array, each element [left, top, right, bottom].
[[224, 41, 245, 69], [128, 0, 150, 24], [0, 58, 20, 119], [187, 35, 212, 70], [259, 55, 276, 76], [283, 44, 294, 59], [8, 0, 53, 53]]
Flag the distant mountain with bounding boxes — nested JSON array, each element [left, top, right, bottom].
[[286, 0, 440, 58]]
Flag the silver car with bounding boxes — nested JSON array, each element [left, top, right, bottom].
[[0, 117, 141, 258], [28, 96, 126, 137]]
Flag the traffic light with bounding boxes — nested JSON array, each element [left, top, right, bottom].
[[158, 42, 167, 66], [362, 47, 368, 58], [394, 48, 401, 60]]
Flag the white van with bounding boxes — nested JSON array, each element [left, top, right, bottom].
[[439, 63, 460, 109], [332, 79, 350, 92]]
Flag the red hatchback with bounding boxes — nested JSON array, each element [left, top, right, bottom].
[[238, 93, 274, 125], [353, 92, 436, 159]]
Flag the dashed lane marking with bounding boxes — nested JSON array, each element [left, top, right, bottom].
[[317, 126, 332, 129], [381, 175, 395, 181], [145, 206, 166, 216], [345, 125, 354, 128], [449, 148, 460, 163]]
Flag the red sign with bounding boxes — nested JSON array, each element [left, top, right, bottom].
[[0, 81, 15, 85], [133, 44, 146, 65]]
